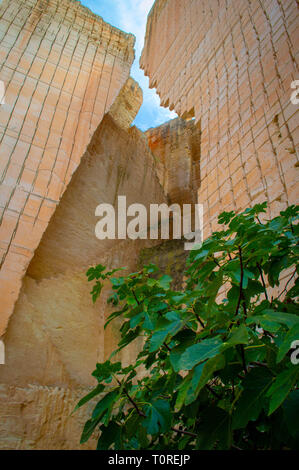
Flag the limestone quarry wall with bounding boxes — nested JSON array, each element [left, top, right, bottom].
[[141, 0, 299, 235], [0, 0, 135, 336], [0, 83, 166, 449], [146, 117, 201, 208]]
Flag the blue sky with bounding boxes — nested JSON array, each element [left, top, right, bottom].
[[80, 0, 177, 130]]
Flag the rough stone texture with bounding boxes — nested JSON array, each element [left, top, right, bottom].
[[0, 0, 135, 336], [0, 384, 99, 449], [109, 77, 143, 130], [141, 0, 299, 235], [138, 239, 188, 290], [146, 117, 201, 208], [0, 79, 166, 448]]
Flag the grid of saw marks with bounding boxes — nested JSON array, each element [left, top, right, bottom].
[[141, 0, 299, 238], [0, 0, 134, 333], [196, 0, 299, 237]]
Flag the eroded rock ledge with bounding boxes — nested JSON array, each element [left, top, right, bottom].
[[0, 0, 135, 336]]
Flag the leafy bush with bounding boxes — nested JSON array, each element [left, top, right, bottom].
[[76, 203, 299, 450]]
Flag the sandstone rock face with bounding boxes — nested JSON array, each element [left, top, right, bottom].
[[109, 77, 143, 130], [146, 117, 201, 208], [141, 0, 299, 235], [0, 0, 135, 336], [138, 239, 188, 291], [0, 384, 98, 450], [0, 79, 166, 448]]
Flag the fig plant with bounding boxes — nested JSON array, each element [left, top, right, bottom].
[[76, 203, 299, 450]]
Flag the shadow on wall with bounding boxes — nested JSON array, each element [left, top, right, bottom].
[[0, 105, 166, 449]]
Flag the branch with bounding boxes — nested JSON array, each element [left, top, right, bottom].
[[194, 312, 205, 329], [256, 216, 262, 225], [250, 361, 269, 369], [125, 390, 146, 417], [132, 289, 140, 305], [235, 246, 246, 317], [171, 427, 197, 438], [277, 269, 297, 300], [239, 345, 247, 375], [116, 377, 198, 438], [115, 376, 146, 417], [231, 445, 242, 451], [206, 384, 221, 399], [257, 263, 268, 301]]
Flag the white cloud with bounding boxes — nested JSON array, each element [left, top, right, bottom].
[[82, 0, 177, 130], [115, 0, 152, 52]]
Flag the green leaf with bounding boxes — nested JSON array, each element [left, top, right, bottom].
[[92, 361, 121, 383], [175, 374, 192, 411], [91, 281, 103, 303], [232, 368, 274, 429], [74, 384, 105, 411], [218, 210, 235, 225], [262, 310, 299, 328], [157, 275, 172, 290], [170, 331, 197, 372], [92, 390, 119, 421], [149, 313, 183, 352], [97, 422, 122, 450], [117, 327, 141, 351], [149, 329, 170, 352], [79, 203, 299, 450], [197, 406, 231, 449], [266, 366, 299, 415], [221, 325, 249, 350], [105, 306, 128, 329], [193, 249, 210, 262], [179, 336, 223, 370], [130, 312, 145, 329], [80, 418, 101, 444], [247, 309, 299, 331], [190, 354, 225, 399], [143, 400, 171, 434], [282, 390, 299, 439]]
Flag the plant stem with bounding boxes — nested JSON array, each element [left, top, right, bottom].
[[206, 384, 221, 399], [257, 263, 269, 301], [239, 345, 247, 375], [132, 290, 140, 305], [250, 361, 270, 369], [277, 269, 297, 300], [235, 245, 245, 316], [115, 376, 146, 417], [171, 427, 197, 438], [116, 377, 197, 437], [116, 377, 197, 438], [195, 312, 205, 329]]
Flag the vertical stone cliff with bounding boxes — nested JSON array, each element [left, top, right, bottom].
[[0, 77, 166, 449], [146, 117, 201, 208], [1, 0, 299, 451], [141, 0, 299, 235], [0, 0, 135, 336]]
